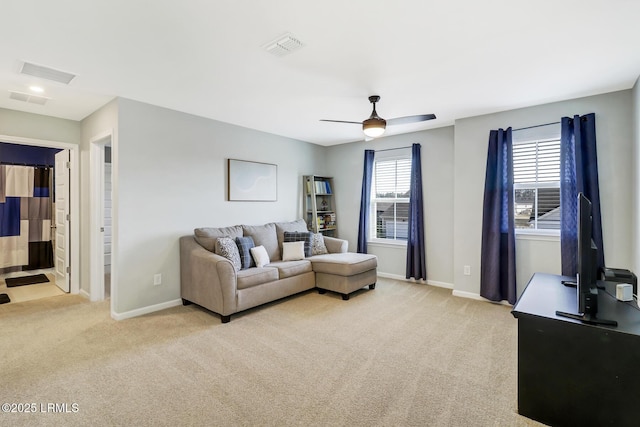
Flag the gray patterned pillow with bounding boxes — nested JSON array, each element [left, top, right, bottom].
[[311, 232, 328, 255], [214, 237, 242, 271], [235, 236, 255, 269]]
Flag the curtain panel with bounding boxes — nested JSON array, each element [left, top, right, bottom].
[[357, 150, 375, 253], [560, 113, 604, 276], [480, 128, 517, 304], [406, 143, 426, 280]]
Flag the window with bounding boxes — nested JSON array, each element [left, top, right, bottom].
[[513, 124, 561, 232], [370, 154, 411, 241]]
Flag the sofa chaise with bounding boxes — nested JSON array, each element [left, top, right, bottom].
[[179, 219, 378, 323]]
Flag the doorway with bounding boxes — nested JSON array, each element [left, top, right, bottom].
[[89, 132, 113, 302], [0, 135, 80, 301]]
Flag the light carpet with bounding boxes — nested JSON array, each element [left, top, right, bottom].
[[0, 277, 545, 426]]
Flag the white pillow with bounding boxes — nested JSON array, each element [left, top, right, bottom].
[[250, 245, 270, 268], [282, 241, 305, 261]]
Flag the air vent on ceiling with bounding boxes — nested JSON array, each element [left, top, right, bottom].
[[20, 62, 76, 84], [9, 91, 49, 105], [264, 33, 304, 57]]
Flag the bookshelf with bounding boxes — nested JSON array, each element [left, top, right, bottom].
[[303, 175, 337, 237]]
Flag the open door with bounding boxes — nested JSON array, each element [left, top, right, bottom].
[[54, 149, 70, 292]]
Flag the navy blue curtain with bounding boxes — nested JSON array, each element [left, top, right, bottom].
[[480, 128, 517, 304], [406, 143, 426, 280], [357, 150, 375, 253], [560, 113, 604, 276]]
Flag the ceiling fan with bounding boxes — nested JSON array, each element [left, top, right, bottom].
[[321, 95, 436, 138]]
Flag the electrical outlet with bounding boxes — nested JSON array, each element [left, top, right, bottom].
[[463, 265, 471, 276], [153, 274, 162, 286]]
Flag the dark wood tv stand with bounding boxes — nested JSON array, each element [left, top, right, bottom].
[[511, 273, 640, 427]]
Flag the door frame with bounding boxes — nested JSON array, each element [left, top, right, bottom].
[[0, 134, 80, 295], [89, 131, 112, 302]]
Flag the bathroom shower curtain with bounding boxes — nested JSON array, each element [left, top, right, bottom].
[[0, 164, 54, 270]]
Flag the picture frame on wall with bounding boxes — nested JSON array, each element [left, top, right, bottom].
[[227, 159, 277, 201]]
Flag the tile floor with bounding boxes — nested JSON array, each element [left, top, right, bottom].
[[0, 269, 65, 304]]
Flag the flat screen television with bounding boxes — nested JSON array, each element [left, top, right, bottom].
[[556, 192, 617, 327]]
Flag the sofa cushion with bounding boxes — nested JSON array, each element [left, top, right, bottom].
[[322, 236, 348, 254], [267, 260, 312, 279], [194, 225, 243, 252], [236, 267, 279, 290], [235, 236, 256, 269], [214, 237, 242, 271], [275, 219, 308, 254], [308, 253, 378, 276], [311, 232, 328, 255], [283, 231, 312, 257], [250, 245, 270, 268], [243, 223, 280, 261], [282, 241, 305, 261]]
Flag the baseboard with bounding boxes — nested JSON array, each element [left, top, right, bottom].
[[79, 289, 91, 299], [451, 290, 512, 306], [378, 273, 511, 306], [111, 298, 183, 321], [377, 272, 454, 289]]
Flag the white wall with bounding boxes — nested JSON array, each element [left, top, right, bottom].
[[632, 78, 640, 275], [0, 108, 81, 144], [325, 126, 455, 286], [114, 98, 326, 314], [453, 90, 634, 298]]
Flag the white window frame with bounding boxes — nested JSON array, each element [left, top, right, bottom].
[[369, 149, 412, 245], [512, 124, 561, 237]]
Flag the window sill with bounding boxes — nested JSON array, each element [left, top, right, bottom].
[[368, 239, 407, 249], [515, 230, 560, 242]]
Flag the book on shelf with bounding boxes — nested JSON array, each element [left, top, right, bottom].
[[313, 179, 332, 195], [323, 213, 336, 227]]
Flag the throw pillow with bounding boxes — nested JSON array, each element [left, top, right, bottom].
[[282, 241, 305, 261], [311, 232, 329, 255], [274, 219, 308, 253], [214, 237, 242, 271], [250, 245, 270, 268], [283, 231, 312, 257], [242, 223, 280, 261], [235, 236, 256, 269]]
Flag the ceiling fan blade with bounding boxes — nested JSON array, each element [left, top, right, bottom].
[[387, 114, 436, 126], [320, 119, 363, 125]]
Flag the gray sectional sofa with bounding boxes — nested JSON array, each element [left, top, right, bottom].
[[179, 219, 377, 323]]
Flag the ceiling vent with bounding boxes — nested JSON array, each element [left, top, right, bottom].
[[264, 33, 304, 57], [20, 62, 76, 84], [9, 91, 50, 105]]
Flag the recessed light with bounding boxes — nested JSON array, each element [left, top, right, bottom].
[[29, 85, 44, 93]]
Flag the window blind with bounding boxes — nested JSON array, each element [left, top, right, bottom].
[[374, 159, 411, 198], [513, 139, 561, 185]]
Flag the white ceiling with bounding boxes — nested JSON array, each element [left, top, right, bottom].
[[1, 0, 639, 146]]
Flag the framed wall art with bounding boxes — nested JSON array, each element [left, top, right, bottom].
[[227, 159, 277, 201]]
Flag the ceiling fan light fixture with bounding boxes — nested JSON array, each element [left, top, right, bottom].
[[363, 118, 386, 138], [320, 95, 435, 139]]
